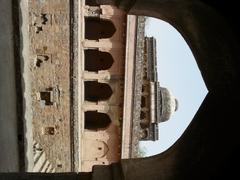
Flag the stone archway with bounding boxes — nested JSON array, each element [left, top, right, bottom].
[[84, 81, 113, 102], [141, 96, 146, 107], [85, 17, 116, 40], [84, 111, 111, 130], [84, 49, 114, 72], [113, 0, 240, 180], [85, 0, 99, 6], [82, 139, 109, 160], [1, 0, 240, 179]]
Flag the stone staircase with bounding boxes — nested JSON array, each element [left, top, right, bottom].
[[33, 141, 56, 173]]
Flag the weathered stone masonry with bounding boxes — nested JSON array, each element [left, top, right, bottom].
[[29, 0, 71, 172]]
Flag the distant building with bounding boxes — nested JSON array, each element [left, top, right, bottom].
[[139, 37, 179, 141]]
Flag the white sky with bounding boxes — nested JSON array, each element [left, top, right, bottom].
[[139, 17, 208, 156]]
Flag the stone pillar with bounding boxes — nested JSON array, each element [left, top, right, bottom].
[[83, 40, 123, 49], [83, 71, 111, 80], [82, 104, 110, 112]]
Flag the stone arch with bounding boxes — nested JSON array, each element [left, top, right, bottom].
[[83, 139, 109, 161], [140, 111, 146, 119], [85, 111, 111, 130], [85, 17, 116, 40], [84, 81, 113, 102], [141, 96, 146, 107], [0, 0, 239, 179], [85, 0, 99, 6], [84, 49, 114, 71], [140, 121, 148, 129], [113, 1, 240, 180]]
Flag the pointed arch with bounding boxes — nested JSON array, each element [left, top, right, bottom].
[[84, 49, 114, 71], [85, 0, 99, 6], [85, 17, 116, 40], [85, 111, 111, 130], [84, 81, 113, 102]]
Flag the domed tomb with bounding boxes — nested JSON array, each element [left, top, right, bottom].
[[159, 87, 178, 122]]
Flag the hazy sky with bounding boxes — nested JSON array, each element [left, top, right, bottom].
[[139, 18, 208, 156]]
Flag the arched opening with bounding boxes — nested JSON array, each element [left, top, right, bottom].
[[140, 111, 146, 119], [141, 96, 146, 107], [85, 17, 116, 40], [85, 111, 111, 130], [84, 49, 114, 71], [140, 121, 149, 129], [84, 81, 113, 102], [0, 0, 237, 178], [85, 0, 99, 6], [139, 17, 208, 156]]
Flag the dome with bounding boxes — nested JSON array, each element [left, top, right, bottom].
[[160, 87, 178, 122]]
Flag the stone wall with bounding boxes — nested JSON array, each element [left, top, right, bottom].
[[79, 4, 127, 172], [130, 16, 146, 158], [29, 0, 72, 172]]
